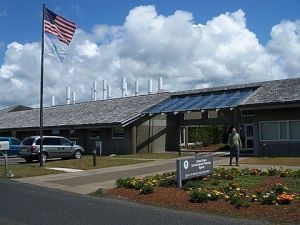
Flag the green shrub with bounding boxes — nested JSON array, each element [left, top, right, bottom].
[[182, 180, 205, 191], [272, 183, 288, 195], [133, 180, 144, 190], [230, 195, 242, 208], [188, 125, 229, 146], [259, 192, 278, 205], [116, 177, 132, 188], [139, 184, 154, 194], [213, 167, 239, 180], [189, 190, 210, 203], [292, 169, 300, 178], [238, 168, 251, 176], [159, 178, 177, 187], [260, 167, 282, 176], [210, 179, 220, 186], [210, 190, 223, 201]]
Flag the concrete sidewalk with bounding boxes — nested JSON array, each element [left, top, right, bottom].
[[15, 156, 300, 195]]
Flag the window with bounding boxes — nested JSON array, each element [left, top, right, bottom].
[[208, 110, 218, 119], [260, 122, 278, 140], [35, 138, 41, 145], [22, 137, 35, 145], [260, 120, 300, 141], [112, 127, 125, 139], [184, 112, 202, 120], [44, 138, 60, 145], [52, 129, 60, 135], [11, 138, 21, 145], [279, 122, 288, 139], [90, 129, 100, 139], [289, 121, 300, 140], [60, 138, 72, 146], [241, 110, 254, 117], [69, 129, 78, 139]]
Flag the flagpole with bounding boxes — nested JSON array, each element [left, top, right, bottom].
[[39, 3, 45, 167]]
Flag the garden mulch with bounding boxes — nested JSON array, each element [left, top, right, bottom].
[[105, 176, 300, 225]]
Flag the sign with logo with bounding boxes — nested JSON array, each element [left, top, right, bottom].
[[176, 155, 213, 188]]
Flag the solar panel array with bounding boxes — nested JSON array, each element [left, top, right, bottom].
[[144, 89, 253, 114]]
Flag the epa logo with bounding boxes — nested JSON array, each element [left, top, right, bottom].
[[183, 160, 189, 169]]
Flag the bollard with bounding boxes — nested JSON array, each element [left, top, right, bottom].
[[262, 143, 267, 157], [4, 150, 8, 178], [93, 148, 97, 167]]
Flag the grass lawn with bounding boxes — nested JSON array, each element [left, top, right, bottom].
[[0, 156, 152, 179], [240, 157, 300, 166]]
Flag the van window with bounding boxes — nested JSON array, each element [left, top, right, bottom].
[[60, 138, 72, 146], [35, 138, 41, 145], [44, 138, 60, 145], [22, 138, 35, 145], [11, 138, 21, 145]]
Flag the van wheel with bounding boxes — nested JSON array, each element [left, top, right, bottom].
[[39, 152, 47, 163], [25, 157, 33, 163], [74, 150, 82, 159]]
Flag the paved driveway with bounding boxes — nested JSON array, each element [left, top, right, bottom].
[[0, 179, 270, 225]]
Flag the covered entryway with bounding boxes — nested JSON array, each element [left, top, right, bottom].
[[143, 88, 255, 153]]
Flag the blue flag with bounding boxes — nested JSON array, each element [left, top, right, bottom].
[[45, 34, 66, 63]]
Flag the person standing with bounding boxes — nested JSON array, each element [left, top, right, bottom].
[[228, 127, 242, 166]]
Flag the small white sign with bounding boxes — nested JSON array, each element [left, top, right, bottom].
[[0, 141, 9, 150], [183, 160, 189, 169], [95, 141, 101, 148]]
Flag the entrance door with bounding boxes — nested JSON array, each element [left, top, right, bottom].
[[240, 124, 254, 149], [180, 127, 186, 148]]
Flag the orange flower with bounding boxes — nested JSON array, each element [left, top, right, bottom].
[[277, 193, 294, 205]]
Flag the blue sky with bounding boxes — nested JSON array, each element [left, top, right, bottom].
[[1, 0, 299, 47], [0, 0, 299, 108]]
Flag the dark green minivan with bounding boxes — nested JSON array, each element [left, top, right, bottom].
[[19, 136, 85, 163]]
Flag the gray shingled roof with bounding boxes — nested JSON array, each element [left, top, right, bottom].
[[0, 93, 170, 130], [1, 78, 299, 131], [172, 77, 300, 106], [240, 78, 300, 106]]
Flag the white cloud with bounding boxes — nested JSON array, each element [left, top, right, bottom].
[[0, 6, 299, 109], [76, 39, 99, 58], [0, 64, 19, 79], [266, 20, 300, 77]]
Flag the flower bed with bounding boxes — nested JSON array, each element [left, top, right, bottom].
[[106, 167, 300, 224]]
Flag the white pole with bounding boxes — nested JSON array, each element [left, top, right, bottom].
[[122, 77, 126, 98], [148, 79, 153, 94], [107, 85, 111, 99], [158, 77, 163, 91], [51, 96, 55, 106], [72, 91, 76, 104], [103, 80, 107, 100], [66, 86, 71, 104], [93, 81, 97, 101], [135, 80, 139, 96]]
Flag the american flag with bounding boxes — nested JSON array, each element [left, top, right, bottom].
[[44, 7, 76, 45]]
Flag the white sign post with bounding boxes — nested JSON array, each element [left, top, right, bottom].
[[96, 141, 102, 156], [0, 141, 11, 178]]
